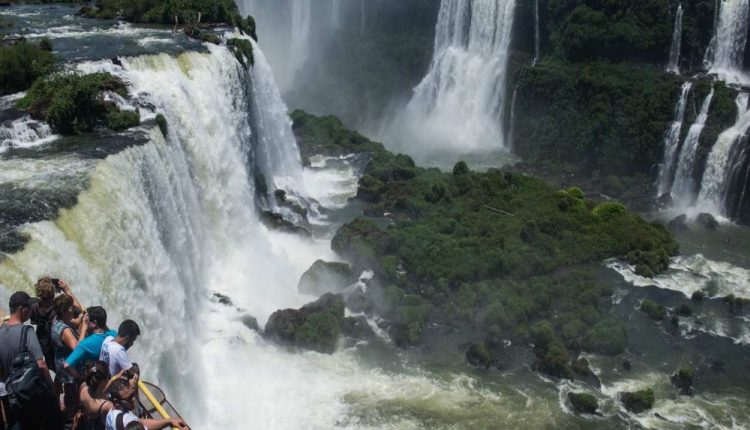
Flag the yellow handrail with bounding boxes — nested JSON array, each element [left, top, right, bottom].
[[138, 380, 180, 430]]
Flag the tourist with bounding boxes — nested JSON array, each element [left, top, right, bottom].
[[100, 320, 140, 376], [124, 422, 146, 430], [78, 361, 115, 430], [65, 306, 116, 380], [51, 293, 88, 419], [29, 277, 58, 370], [106, 377, 189, 430], [0, 291, 63, 430]]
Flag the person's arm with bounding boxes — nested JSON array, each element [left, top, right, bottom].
[[65, 341, 87, 380], [60, 327, 79, 351], [36, 358, 54, 389], [139, 417, 189, 430], [59, 279, 84, 315], [75, 313, 89, 342]]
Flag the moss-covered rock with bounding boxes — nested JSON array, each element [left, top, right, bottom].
[[259, 210, 311, 237], [466, 342, 494, 369], [640, 299, 667, 321], [264, 293, 345, 354], [568, 392, 598, 415], [671, 367, 694, 396], [227, 38, 253, 68], [155, 113, 168, 137], [298, 260, 356, 297], [620, 388, 655, 413]]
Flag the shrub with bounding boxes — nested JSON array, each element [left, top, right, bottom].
[[639, 299, 667, 321], [155, 113, 168, 137], [0, 41, 55, 96], [583, 320, 627, 355], [620, 388, 655, 413], [105, 108, 140, 131], [227, 38, 253, 68], [592, 202, 627, 219]]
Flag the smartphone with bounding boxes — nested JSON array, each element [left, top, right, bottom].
[[52, 278, 62, 293]]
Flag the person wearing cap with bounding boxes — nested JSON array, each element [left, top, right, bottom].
[[0, 291, 62, 430]]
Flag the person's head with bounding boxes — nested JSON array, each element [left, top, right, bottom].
[[35, 277, 55, 301], [84, 361, 111, 395], [117, 320, 140, 349], [53, 294, 75, 321], [108, 377, 136, 412], [124, 422, 145, 430], [8, 291, 32, 322], [86, 306, 107, 331]]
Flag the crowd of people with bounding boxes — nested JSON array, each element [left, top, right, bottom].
[[0, 278, 189, 430]]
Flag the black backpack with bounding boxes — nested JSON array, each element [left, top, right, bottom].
[[6, 325, 53, 413]]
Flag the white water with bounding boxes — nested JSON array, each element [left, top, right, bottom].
[[705, 0, 750, 84], [332, 0, 342, 29], [671, 88, 714, 204], [389, 0, 517, 158], [288, 0, 312, 90], [657, 82, 692, 195], [666, 4, 683, 74], [698, 94, 750, 212], [0, 115, 58, 153]]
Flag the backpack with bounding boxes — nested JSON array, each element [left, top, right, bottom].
[[6, 325, 53, 415]]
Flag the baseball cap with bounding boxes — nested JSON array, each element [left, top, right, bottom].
[[9, 291, 31, 310]]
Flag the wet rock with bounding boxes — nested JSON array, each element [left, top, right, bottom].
[[239, 314, 259, 332], [264, 293, 345, 354], [696, 213, 719, 230], [568, 392, 598, 414], [571, 357, 592, 376], [210, 293, 233, 306], [298, 260, 356, 296], [259, 210, 311, 237], [466, 341, 494, 369], [658, 192, 674, 208], [667, 214, 689, 231], [691, 290, 705, 301], [345, 286, 369, 314], [671, 367, 694, 396], [710, 361, 726, 373], [676, 304, 693, 317], [620, 388, 655, 413], [341, 316, 375, 341], [621, 359, 632, 371], [111, 57, 123, 67]]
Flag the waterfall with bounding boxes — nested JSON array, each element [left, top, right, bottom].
[[666, 4, 683, 74], [532, 0, 540, 66], [656, 81, 692, 196], [705, 0, 750, 83], [508, 85, 519, 150], [395, 0, 517, 156], [332, 0, 341, 29], [0, 115, 57, 153], [360, 0, 366, 33], [288, 0, 312, 89], [698, 93, 750, 210], [671, 88, 715, 203]]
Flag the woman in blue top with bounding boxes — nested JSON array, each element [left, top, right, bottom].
[[51, 293, 88, 419]]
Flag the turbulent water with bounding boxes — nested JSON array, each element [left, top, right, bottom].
[[705, 0, 750, 84], [671, 88, 715, 204], [384, 0, 517, 162], [657, 82, 692, 196], [1, 4, 750, 429], [666, 4, 683, 74]]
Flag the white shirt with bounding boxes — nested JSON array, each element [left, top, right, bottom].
[[99, 335, 132, 376], [105, 409, 140, 430]]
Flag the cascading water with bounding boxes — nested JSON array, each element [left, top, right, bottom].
[[656, 82, 692, 196], [532, 0, 540, 66], [698, 93, 750, 210], [0, 115, 57, 153], [671, 88, 715, 203], [391, 0, 517, 158], [332, 0, 341, 29], [288, 0, 312, 89], [704, 0, 750, 83], [666, 4, 683, 74]]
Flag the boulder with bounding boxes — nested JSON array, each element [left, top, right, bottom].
[[239, 314, 259, 332], [298, 260, 356, 296], [466, 342, 494, 369], [696, 213, 719, 230], [341, 316, 375, 341], [667, 214, 689, 232], [657, 192, 674, 208], [621, 359, 632, 371], [571, 357, 592, 376], [259, 210, 311, 237], [568, 392, 598, 414], [210, 293, 233, 306], [671, 368, 694, 396], [264, 293, 345, 354], [620, 388, 655, 413]]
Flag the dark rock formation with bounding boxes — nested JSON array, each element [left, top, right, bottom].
[[298, 260, 356, 296], [259, 210, 311, 237], [696, 213, 719, 230], [466, 342, 494, 369], [620, 389, 655, 413], [667, 214, 689, 232], [568, 392, 598, 414], [671, 368, 694, 396], [264, 293, 345, 354]]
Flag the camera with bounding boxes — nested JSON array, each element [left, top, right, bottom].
[[52, 278, 62, 293]]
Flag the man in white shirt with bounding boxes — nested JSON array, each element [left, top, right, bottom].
[[100, 319, 140, 376]]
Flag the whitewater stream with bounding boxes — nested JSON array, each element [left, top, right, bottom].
[[1, 4, 749, 429]]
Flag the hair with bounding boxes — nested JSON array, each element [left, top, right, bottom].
[[84, 361, 111, 392], [53, 294, 74, 318], [108, 378, 134, 410], [87, 306, 107, 329], [35, 277, 55, 300], [118, 320, 141, 338], [124, 422, 146, 430]]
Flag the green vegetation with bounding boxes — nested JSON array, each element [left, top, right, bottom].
[[264, 293, 345, 354], [639, 299, 667, 321], [17, 73, 140, 135], [155, 113, 168, 137], [0, 39, 55, 96], [291, 110, 385, 164], [296, 112, 678, 375], [227, 38, 253, 68], [567, 392, 598, 414], [671, 367, 694, 395], [620, 388, 655, 413]]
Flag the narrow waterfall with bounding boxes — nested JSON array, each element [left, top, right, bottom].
[[705, 0, 750, 83], [656, 81, 692, 195], [360, 0, 366, 33], [666, 4, 683, 74], [508, 85, 519, 149], [332, 0, 341, 29], [532, 0, 540, 66], [289, 0, 312, 88], [671, 88, 715, 203], [396, 0, 517, 156], [0, 115, 57, 153], [698, 93, 750, 210]]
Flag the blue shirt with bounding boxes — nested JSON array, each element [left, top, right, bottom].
[[65, 330, 117, 369]]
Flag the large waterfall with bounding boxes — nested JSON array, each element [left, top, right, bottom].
[[391, 0, 517, 158], [670, 88, 715, 204], [666, 4, 683, 74], [656, 82, 692, 195], [705, 0, 750, 83], [698, 93, 750, 210]]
